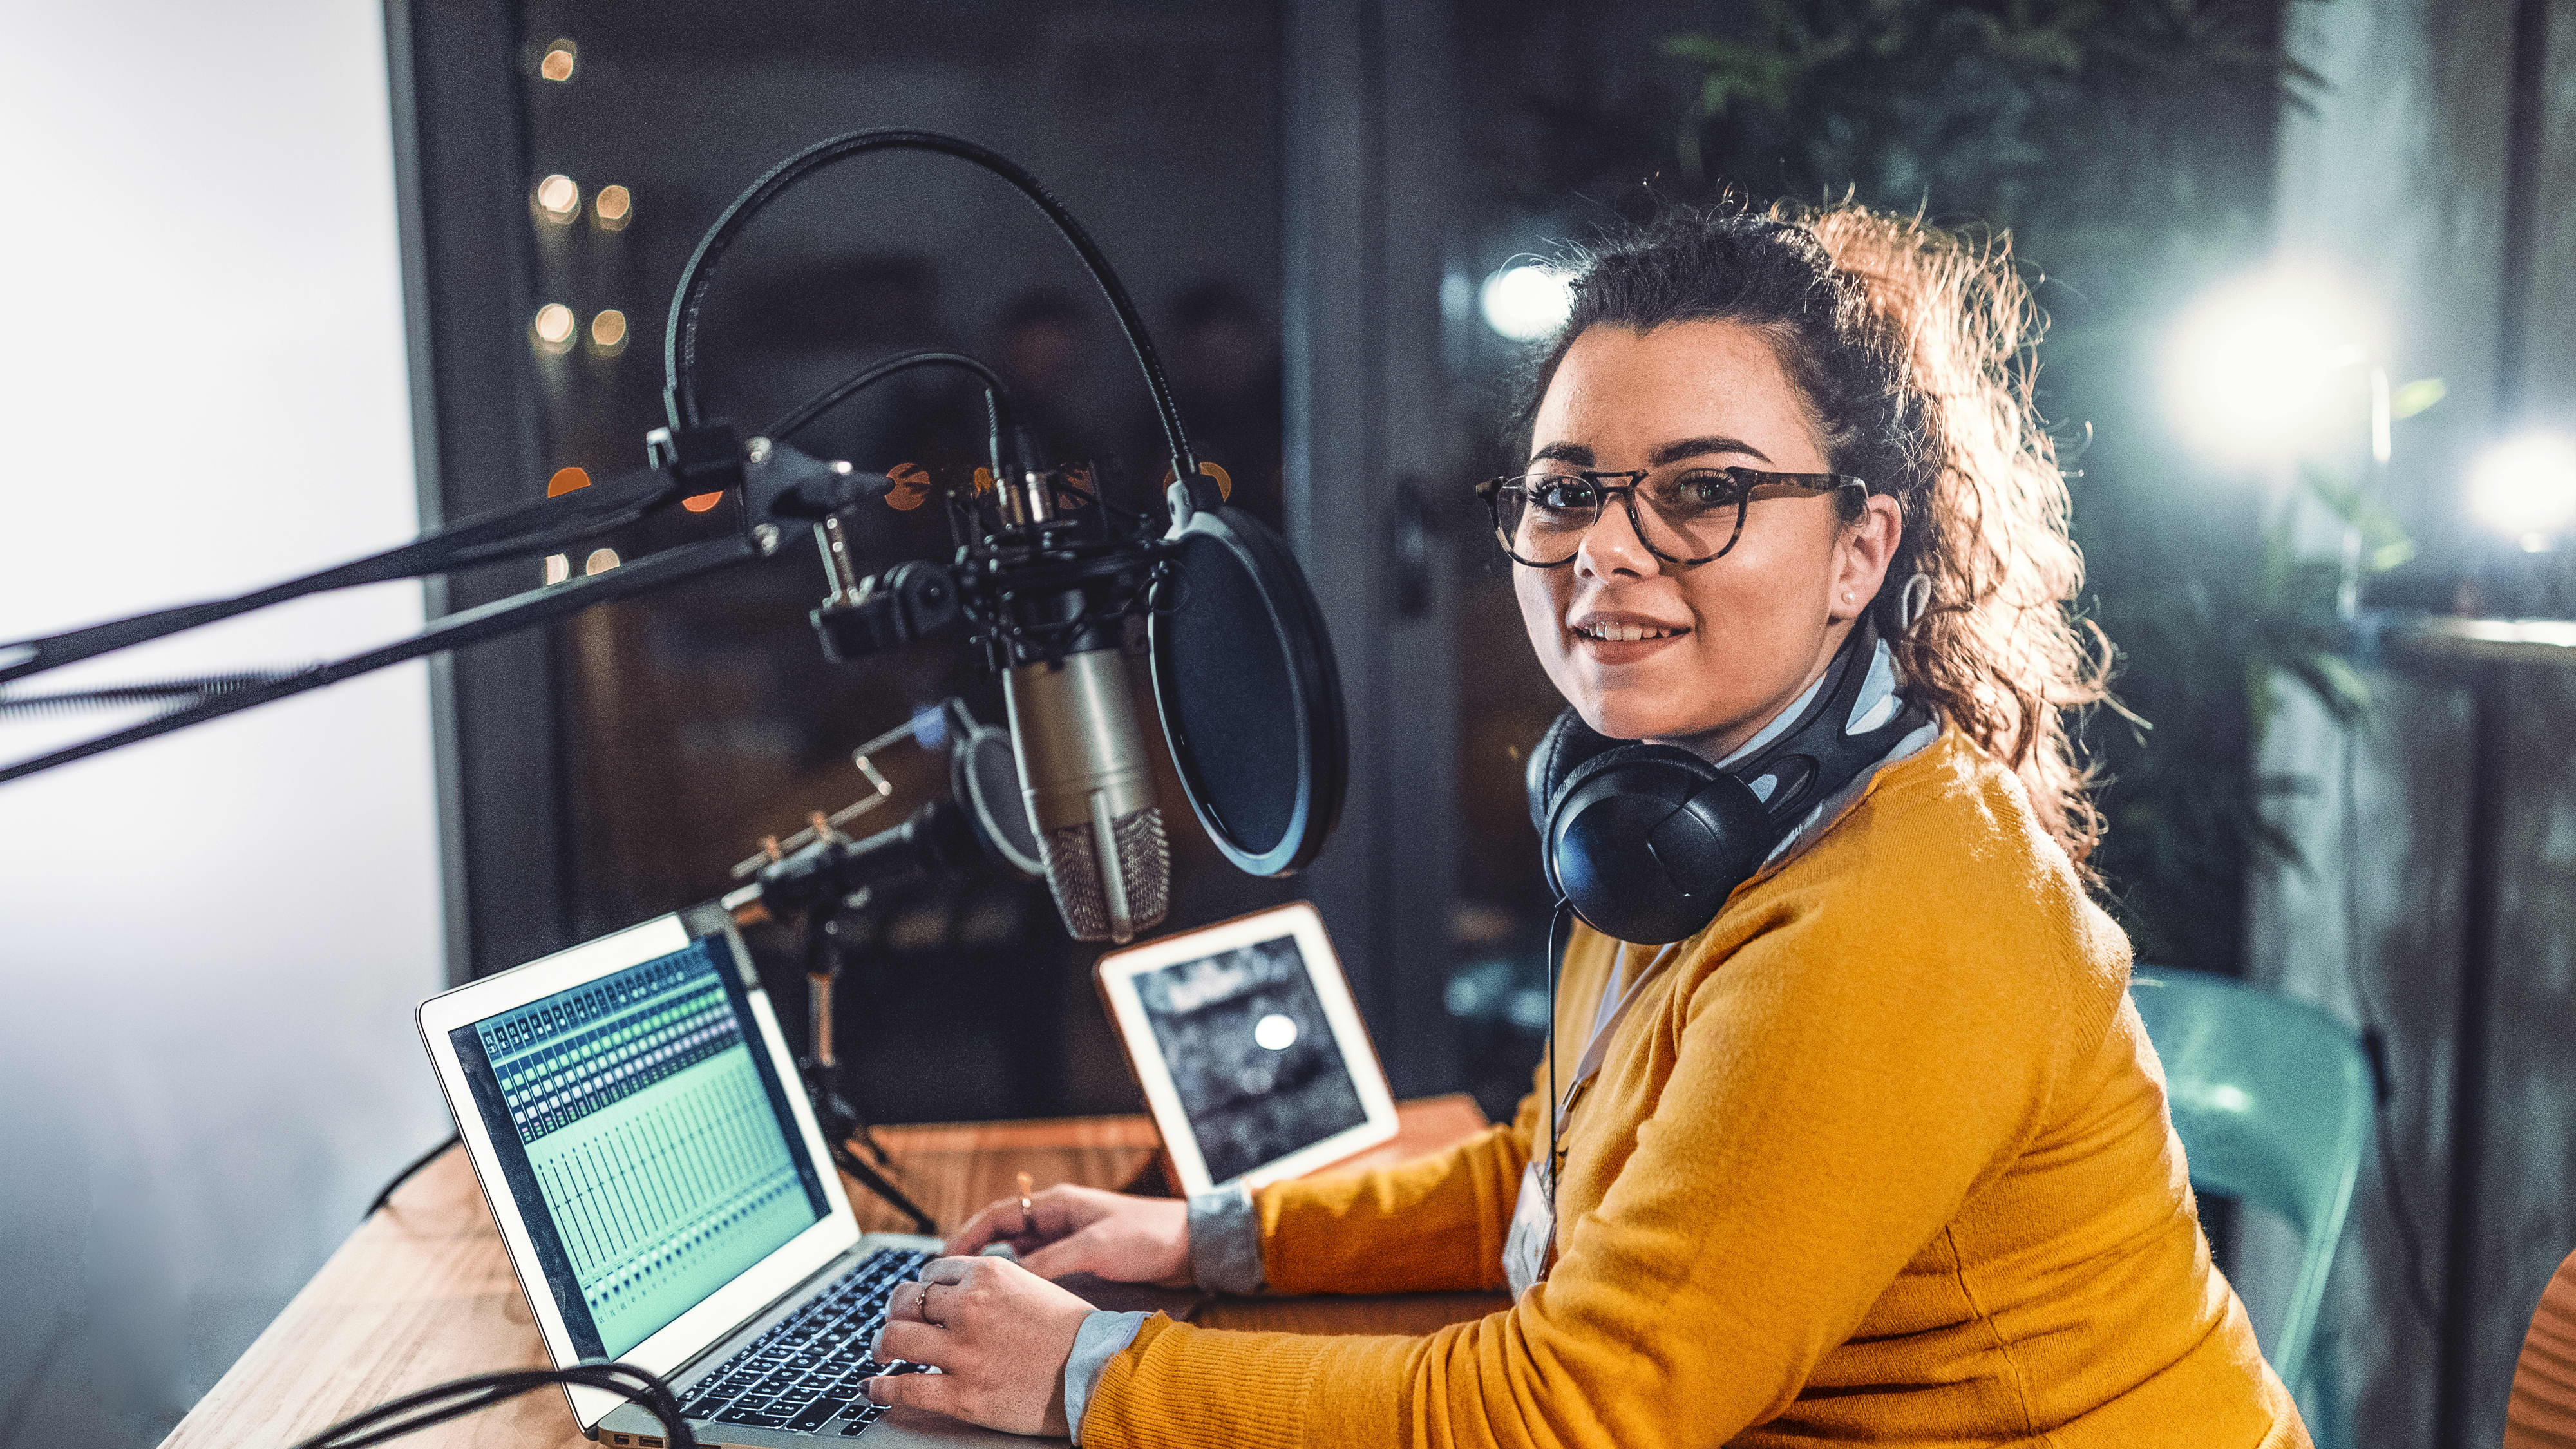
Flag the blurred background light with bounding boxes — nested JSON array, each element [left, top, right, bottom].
[[593, 183, 632, 231], [2164, 267, 2376, 462], [543, 553, 571, 585], [588, 307, 627, 355], [1478, 262, 1571, 343], [532, 173, 579, 225], [681, 491, 723, 513], [1441, 270, 1474, 323], [2469, 432, 2576, 550], [545, 464, 590, 497], [538, 37, 576, 82], [529, 301, 576, 355], [583, 547, 620, 576]]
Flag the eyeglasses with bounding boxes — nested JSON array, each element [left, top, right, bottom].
[[1475, 465, 1870, 568]]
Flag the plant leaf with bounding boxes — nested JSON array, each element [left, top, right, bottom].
[[2392, 377, 2447, 419]]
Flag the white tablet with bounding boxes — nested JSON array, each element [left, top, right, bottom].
[[1095, 902, 1399, 1196]]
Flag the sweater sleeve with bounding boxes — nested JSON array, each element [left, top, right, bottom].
[[1082, 876, 2103, 1449], [1247, 1092, 1541, 1296]]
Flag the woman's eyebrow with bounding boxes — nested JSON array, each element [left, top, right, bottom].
[[1525, 437, 1778, 469], [1649, 435, 1775, 466]]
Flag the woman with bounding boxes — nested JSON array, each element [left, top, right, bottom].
[[855, 204, 2310, 1447]]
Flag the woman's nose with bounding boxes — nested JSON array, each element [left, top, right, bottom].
[[1575, 493, 1656, 578]]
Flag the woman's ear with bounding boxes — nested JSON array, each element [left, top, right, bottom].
[[1830, 495, 1904, 623]]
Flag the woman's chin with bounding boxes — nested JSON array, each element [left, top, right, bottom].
[[1577, 696, 1700, 743]]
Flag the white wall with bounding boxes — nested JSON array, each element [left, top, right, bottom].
[[0, 3, 448, 1445]]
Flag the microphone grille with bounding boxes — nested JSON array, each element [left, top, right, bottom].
[[1039, 804, 1170, 943]]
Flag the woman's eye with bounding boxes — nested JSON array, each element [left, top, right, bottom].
[[1532, 480, 1594, 511], [1664, 473, 1736, 511]]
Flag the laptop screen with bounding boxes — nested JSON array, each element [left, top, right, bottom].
[[445, 933, 830, 1358]]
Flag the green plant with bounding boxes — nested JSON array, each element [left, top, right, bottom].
[[2086, 456, 2420, 966], [1656, 0, 2319, 242]]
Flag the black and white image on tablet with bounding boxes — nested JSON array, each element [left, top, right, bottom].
[[1132, 933, 1368, 1187]]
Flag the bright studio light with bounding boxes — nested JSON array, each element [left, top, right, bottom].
[[529, 303, 576, 356], [2469, 433, 2576, 550], [1480, 263, 1572, 343], [593, 183, 633, 231], [533, 174, 580, 225], [2165, 269, 2374, 461]]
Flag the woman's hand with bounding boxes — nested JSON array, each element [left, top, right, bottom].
[[946, 1184, 1193, 1287], [864, 1255, 1092, 1436]]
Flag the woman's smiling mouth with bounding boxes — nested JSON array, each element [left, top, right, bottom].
[[1569, 614, 1692, 659]]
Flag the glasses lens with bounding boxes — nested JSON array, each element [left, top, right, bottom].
[[1496, 473, 1598, 564], [1490, 468, 1751, 565], [1633, 469, 1747, 561]]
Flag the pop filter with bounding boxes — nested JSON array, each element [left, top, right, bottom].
[[1149, 499, 1347, 876], [952, 719, 1045, 879]]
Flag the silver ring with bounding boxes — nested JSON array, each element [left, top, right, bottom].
[[917, 1281, 947, 1331]]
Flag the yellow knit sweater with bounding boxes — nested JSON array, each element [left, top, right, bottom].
[[1083, 732, 2311, 1448]]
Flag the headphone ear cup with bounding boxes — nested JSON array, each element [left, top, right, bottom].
[[1526, 707, 1618, 837], [1544, 744, 1774, 944]]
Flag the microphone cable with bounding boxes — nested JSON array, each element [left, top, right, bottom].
[[281, 1362, 694, 1449], [2338, 715, 2443, 1335], [762, 350, 1012, 448], [659, 129, 1198, 493]]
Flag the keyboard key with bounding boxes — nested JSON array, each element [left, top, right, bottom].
[[717, 1406, 797, 1428], [790, 1398, 850, 1432]]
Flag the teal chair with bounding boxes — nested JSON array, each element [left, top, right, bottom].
[[2129, 969, 2372, 1398]]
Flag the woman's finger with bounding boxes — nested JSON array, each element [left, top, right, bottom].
[[919, 1254, 980, 1286], [944, 1200, 1017, 1256], [949, 1187, 1077, 1254], [1014, 1229, 1105, 1281], [880, 1280, 929, 1323], [871, 1316, 943, 1366], [864, 1369, 966, 1418]]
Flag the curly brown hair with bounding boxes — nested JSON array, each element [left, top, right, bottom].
[[1511, 200, 2110, 869]]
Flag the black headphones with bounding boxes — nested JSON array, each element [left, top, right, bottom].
[[1525, 617, 1931, 943]]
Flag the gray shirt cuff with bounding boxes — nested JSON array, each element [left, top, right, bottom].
[[1187, 1181, 1266, 1294], [1061, 1309, 1149, 1445]]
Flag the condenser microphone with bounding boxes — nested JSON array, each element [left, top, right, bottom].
[[1004, 646, 1168, 945]]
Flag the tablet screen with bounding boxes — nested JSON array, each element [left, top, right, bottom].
[[1131, 933, 1370, 1186]]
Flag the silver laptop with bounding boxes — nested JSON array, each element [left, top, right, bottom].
[[419, 902, 1039, 1448]]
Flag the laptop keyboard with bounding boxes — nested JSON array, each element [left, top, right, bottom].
[[677, 1245, 938, 1437]]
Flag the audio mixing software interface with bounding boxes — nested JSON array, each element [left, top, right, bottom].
[[449, 936, 829, 1358]]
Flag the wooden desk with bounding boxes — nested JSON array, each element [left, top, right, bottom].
[[163, 1096, 1501, 1449]]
